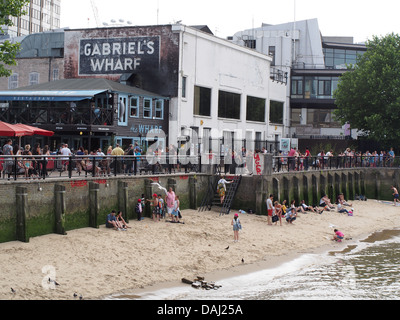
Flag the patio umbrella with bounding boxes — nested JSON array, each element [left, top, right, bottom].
[[13, 123, 54, 137], [0, 121, 34, 137]]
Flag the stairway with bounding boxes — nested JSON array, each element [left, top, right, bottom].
[[219, 175, 242, 216], [198, 175, 242, 216]]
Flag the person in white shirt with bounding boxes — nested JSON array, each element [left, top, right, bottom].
[[60, 143, 71, 171]]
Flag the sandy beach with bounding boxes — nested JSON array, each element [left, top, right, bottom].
[[1, 199, 399, 300]]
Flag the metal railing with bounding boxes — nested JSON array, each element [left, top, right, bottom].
[[273, 155, 399, 173], [0, 154, 203, 181], [0, 153, 398, 181]]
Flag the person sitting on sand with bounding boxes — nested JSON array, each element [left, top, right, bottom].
[[106, 210, 125, 230], [332, 229, 344, 242], [337, 193, 352, 207], [299, 200, 318, 213], [285, 207, 297, 224], [116, 211, 131, 229], [320, 195, 335, 209]]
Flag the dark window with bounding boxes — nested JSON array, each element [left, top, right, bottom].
[[270, 100, 284, 124], [246, 96, 265, 122], [193, 86, 211, 116], [218, 90, 241, 120]]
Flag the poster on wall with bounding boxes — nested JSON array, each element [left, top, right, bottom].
[[280, 138, 290, 153], [291, 138, 298, 149], [79, 36, 160, 75]]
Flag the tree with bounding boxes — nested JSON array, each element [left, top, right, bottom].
[[334, 33, 400, 148], [0, 0, 29, 77]]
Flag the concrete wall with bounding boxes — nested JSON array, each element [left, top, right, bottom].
[[1, 158, 399, 243], [0, 174, 208, 243], [232, 166, 400, 215]]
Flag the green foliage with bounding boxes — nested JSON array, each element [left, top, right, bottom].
[[0, 0, 29, 77], [334, 33, 400, 148]]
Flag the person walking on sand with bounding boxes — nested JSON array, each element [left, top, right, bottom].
[[266, 194, 274, 225], [391, 186, 400, 206], [231, 213, 242, 242]]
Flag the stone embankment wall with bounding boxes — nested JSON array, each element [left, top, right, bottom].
[[1, 154, 398, 244], [0, 174, 207, 243]]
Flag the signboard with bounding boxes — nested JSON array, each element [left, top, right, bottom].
[[79, 36, 160, 75], [280, 138, 290, 153]]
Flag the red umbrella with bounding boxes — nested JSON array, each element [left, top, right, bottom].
[[0, 121, 34, 137], [13, 123, 54, 137]]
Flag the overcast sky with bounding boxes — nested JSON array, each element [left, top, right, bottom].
[[60, 0, 400, 43]]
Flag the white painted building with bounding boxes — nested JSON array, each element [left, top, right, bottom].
[[171, 25, 288, 154], [231, 19, 366, 142]]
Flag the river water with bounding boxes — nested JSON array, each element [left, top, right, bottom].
[[114, 229, 400, 300]]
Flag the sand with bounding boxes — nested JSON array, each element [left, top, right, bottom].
[[1, 199, 399, 300]]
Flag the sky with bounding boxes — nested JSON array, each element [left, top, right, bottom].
[[60, 0, 400, 43]]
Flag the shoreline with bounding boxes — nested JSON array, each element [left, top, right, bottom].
[[1, 199, 400, 300], [106, 228, 386, 300]]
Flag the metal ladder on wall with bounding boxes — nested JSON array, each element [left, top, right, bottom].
[[219, 175, 242, 216]]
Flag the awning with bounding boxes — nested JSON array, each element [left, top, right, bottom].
[[0, 89, 107, 102]]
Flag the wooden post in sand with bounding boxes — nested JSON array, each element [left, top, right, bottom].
[[118, 181, 129, 222], [89, 182, 100, 228], [16, 186, 28, 243], [189, 176, 198, 209], [54, 184, 67, 235]]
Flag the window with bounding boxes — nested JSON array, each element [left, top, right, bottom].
[[291, 76, 303, 97], [193, 86, 211, 116], [318, 78, 332, 96], [143, 98, 152, 118], [182, 76, 187, 98], [246, 96, 265, 122], [129, 97, 139, 117], [8, 74, 18, 89], [52, 68, 59, 81], [268, 46, 276, 66], [323, 47, 365, 69], [29, 72, 39, 86], [269, 100, 284, 124], [154, 99, 164, 119], [218, 90, 241, 120]]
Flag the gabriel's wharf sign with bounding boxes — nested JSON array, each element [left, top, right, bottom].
[[79, 36, 160, 75]]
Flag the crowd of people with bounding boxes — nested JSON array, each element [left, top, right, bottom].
[[0, 140, 146, 179], [277, 146, 397, 172], [264, 192, 354, 227], [105, 187, 183, 231]]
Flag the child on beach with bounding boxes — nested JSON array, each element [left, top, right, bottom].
[[172, 195, 180, 223], [231, 213, 242, 242], [135, 199, 143, 221], [158, 194, 165, 219], [332, 229, 344, 242]]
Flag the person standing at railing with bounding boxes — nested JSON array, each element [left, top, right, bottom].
[[304, 147, 311, 171], [41, 145, 50, 179], [111, 144, 124, 174], [60, 143, 71, 172], [388, 148, 395, 167], [2, 139, 13, 179]]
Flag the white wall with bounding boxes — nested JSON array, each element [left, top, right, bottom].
[[170, 25, 287, 152]]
